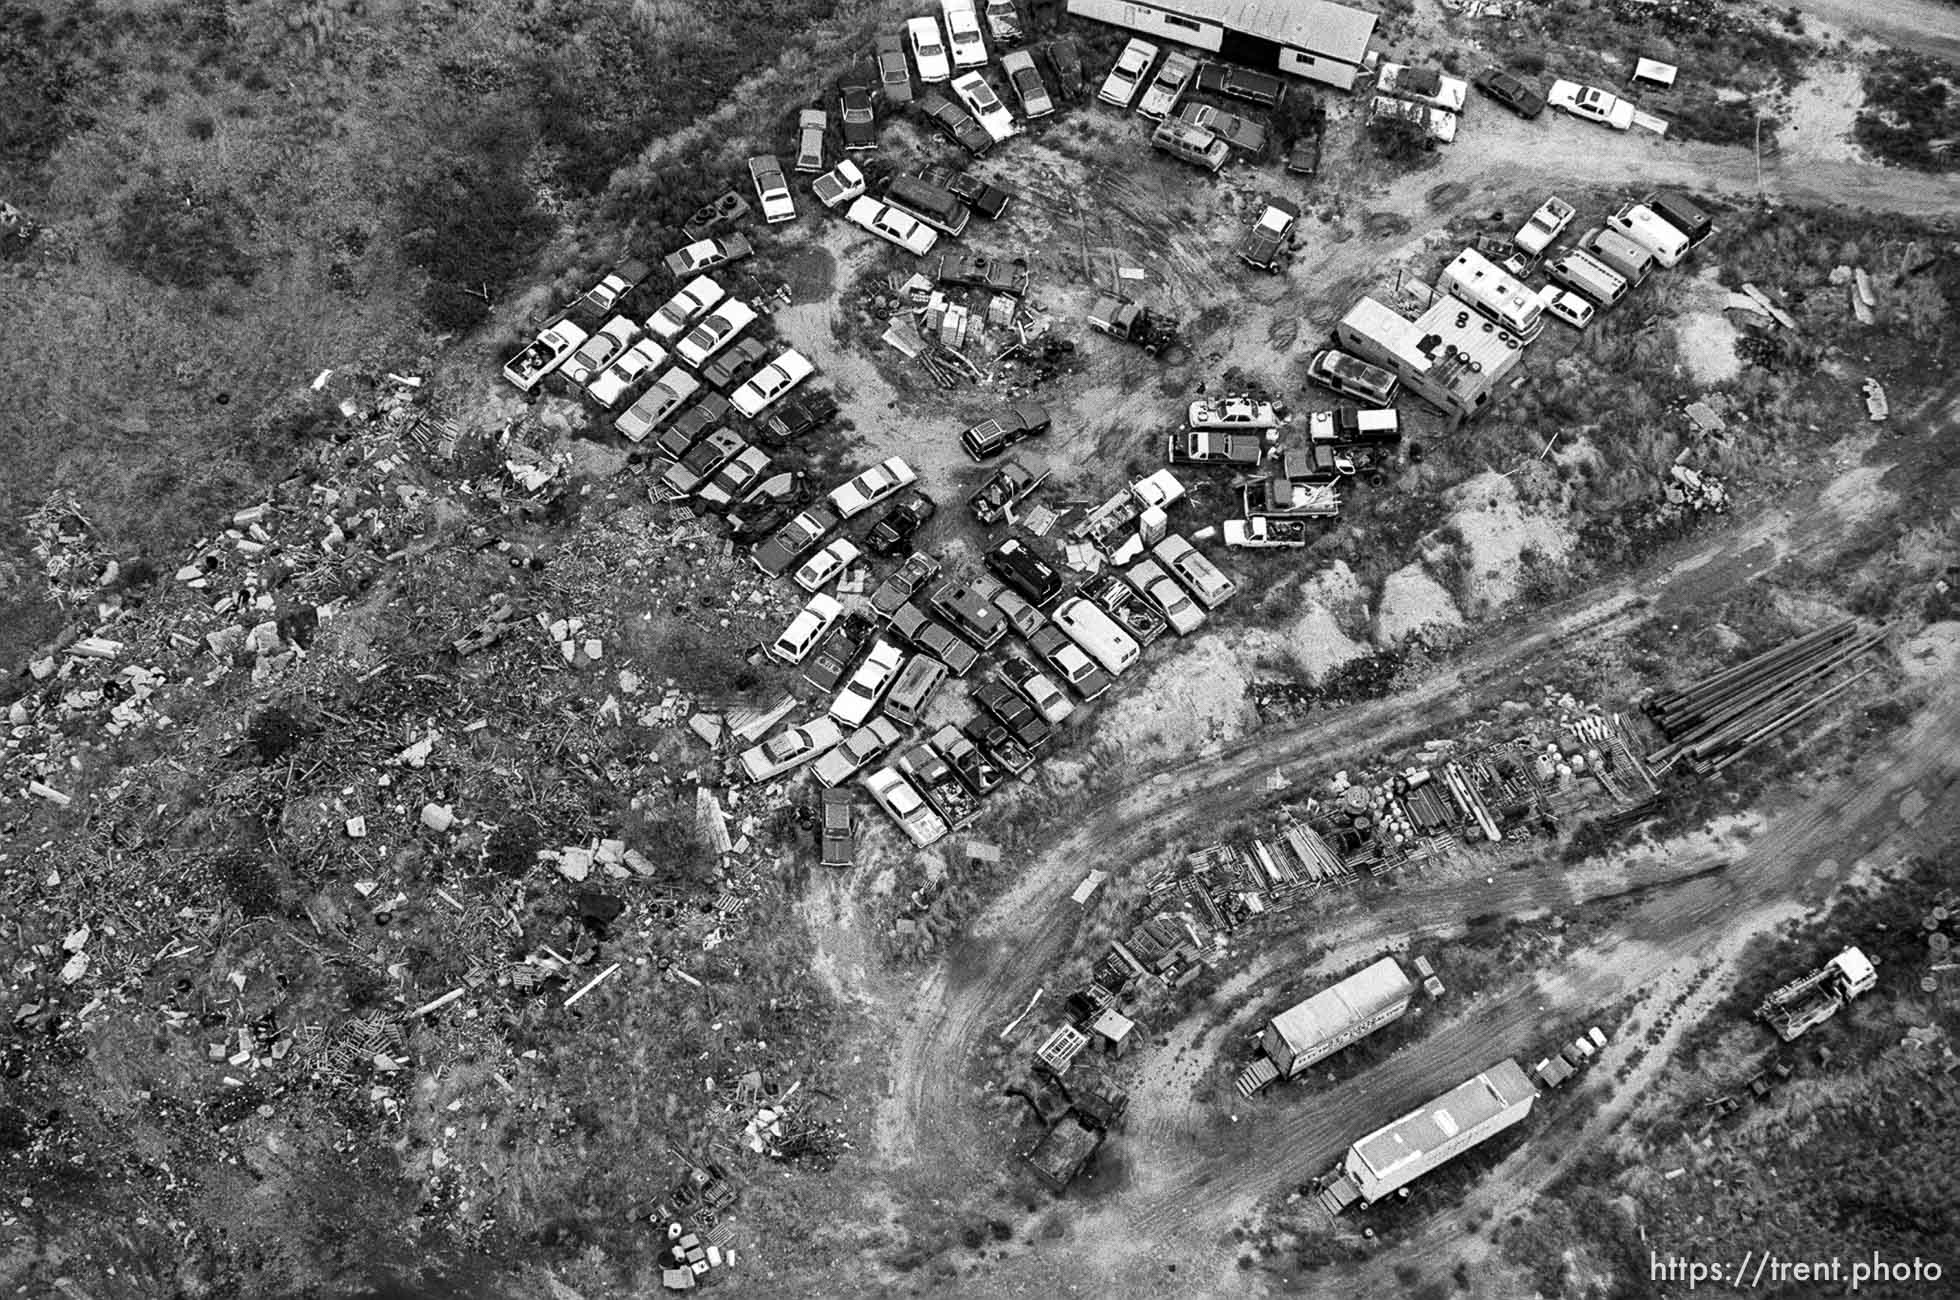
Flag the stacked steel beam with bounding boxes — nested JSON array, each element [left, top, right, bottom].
[[1645, 620, 1887, 776]]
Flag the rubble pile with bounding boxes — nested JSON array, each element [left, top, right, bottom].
[[0, 371, 844, 1284]]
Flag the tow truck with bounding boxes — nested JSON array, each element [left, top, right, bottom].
[[1088, 294, 1183, 359], [1167, 429, 1267, 465], [1071, 468, 1185, 550], [1223, 516, 1311, 548]]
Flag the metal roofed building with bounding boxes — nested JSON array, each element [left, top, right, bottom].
[[1066, 0, 1380, 90], [1261, 956, 1414, 1078], [1343, 1058, 1537, 1204], [1335, 294, 1526, 420]]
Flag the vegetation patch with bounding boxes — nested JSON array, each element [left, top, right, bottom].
[[1855, 51, 1960, 171]]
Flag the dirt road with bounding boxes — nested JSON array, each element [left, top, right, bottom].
[[1791, 0, 1960, 65]]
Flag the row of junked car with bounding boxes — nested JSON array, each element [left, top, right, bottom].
[[742, 518, 1240, 847], [1510, 188, 1715, 322]]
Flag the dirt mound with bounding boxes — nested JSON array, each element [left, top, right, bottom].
[[1373, 562, 1465, 646], [1443, 470, 1574, 618]]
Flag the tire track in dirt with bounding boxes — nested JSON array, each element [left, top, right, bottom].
[[1117, 679, 1960, 1257]]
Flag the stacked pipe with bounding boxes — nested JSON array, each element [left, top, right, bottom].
[[1645, 620, 1887, 775]]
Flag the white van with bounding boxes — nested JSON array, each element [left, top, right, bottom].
[[1547, 248, 1627, 307], [1052, 597, 1141, 676], [1607, 203, 1689, 268]]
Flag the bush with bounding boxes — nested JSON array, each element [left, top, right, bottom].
[[396, 104, 554, 332], [110, 174, 256, 290], [1368, 114, 1433, 166], [0, 4, 109, 174], [1856, 51, 1960, 172]]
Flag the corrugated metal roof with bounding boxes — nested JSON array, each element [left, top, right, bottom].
[[1351, 1058, 1535, 1182], [1268, 956, 1414, 1053], [1162, 0, 1379, 61]]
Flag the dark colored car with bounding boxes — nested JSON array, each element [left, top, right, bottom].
[[727, 469, 804, 525], [729, 500, 797, 547], [1045, 38, 1085, 100], [867, 490, 938, 555], [985, 537, 1064, 605], [1195, 60, 1285, 107], [653, 393, 733, 461], [751, 502, 841, 577], [1472, 67, 1547, 120], [760, 390, 839, 445], [927, 578, 1008, 649], [960, 399, 1050, 460], [890, 601, 981, 675], [700, 335, 772, 390], [918, 164, 1011, 219], [805, 613, 874, 692], [875, 31, 914, 104], [916, 92, 994, 155], [870, 552, 942, 619], [1285, 132, 1323, 178], [659, 429, 747, 497], [840, 80, 879, 151], [972, 678, 1052, 752]]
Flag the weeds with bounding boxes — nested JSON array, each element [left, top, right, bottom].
[[1855, 51, 1960, 172]]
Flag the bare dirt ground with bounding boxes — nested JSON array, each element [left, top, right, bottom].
[[799, 385, 1953, 1295]]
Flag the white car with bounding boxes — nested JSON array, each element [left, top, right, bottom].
[[560, 314, 640, 388], [731, 348, 815, 418], [1000, 50, 1053, 118], [1099, 38, 1158, 108], [942, 1, 987, 68], [1003, 658, 1075, 725], [675, 299, 758, 368], [814, 715, 905, 787], [647, 276, 725, 342], [828, 456, 918, 517], [795, 538, 861, 593], [585, 338, 669, 409], [1187, 395, 1279, 430], [749, 154, 797, 223], [771, 593, 845, 665], [739, 715, 846, 782], [1548, 80, 1635, 131], [502, 321, 590, 393], [846, 197, 938, 257], [1137, 50, 1196, 121], [1514, 196, 1576, 257], [1537, 283, 1595, 329], [1130, 468, 1185, 511], [614, 365, 702, 442], [907, 16, 952, 83], [951, 71, 1015, 143], [813, 159, 868, 209], [830, 639, 907, 728], [1126, 557, 1206, 636], [862, 765, 949, 846]]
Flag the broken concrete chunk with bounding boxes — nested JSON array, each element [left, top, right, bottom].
[[28, 781, 73, 807], [420, 803, 456, 833], [59, 952, 89, 984], [556, 848, 594, 882], [346, 816, 368, 839], [29, 657, 56, 681]]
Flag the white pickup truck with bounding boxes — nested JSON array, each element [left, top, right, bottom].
[[1224, 516, 1310, 549], [1513, 196, 1575, 258]]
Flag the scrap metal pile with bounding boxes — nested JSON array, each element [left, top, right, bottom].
[[1149, 709, 1659, 934], [1644, 620, 1889, 777]]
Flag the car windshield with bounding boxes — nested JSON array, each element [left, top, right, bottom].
[[919, 38, 943, 56]]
